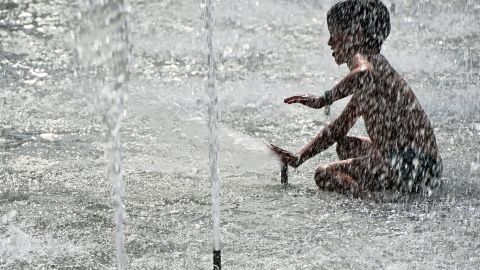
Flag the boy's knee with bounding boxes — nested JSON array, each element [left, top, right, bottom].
[[314, 165, 331, 187]]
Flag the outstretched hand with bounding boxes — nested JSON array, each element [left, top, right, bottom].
[[284, 94, 322, 108], [268, 143, 300, 168]]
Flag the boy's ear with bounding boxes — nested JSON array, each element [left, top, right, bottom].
[[355, 26, 364, 39], [352, 25, 364, 47]]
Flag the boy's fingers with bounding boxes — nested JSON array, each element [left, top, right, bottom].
[[284, 97, 296, 103], [285, 95, 313, 105], [268, 144, 283, 154], [273, 147, 287, 156], [284, 95, 304, 102], [285, 98, 302, 104], [269, 143, 278, 150], [268, 143, 299, 168], [269, 144, 291, 157]]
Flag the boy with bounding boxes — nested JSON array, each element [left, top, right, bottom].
[[269, 0, 442, 196]]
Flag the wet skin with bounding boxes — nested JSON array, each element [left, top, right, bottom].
[[270, 28, 441, 197]]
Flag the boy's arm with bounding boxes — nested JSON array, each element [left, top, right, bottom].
[[285, 67, 371, 109], [296, 97, 361, 165]]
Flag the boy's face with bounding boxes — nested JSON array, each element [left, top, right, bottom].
[[328, 24, 359, 65]]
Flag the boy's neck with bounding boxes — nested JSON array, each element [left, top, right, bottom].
[[347, 53, 380, 70]]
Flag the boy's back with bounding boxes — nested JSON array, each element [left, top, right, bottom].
[[355, 54, 439, 159]]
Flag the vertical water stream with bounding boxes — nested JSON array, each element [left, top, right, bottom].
[[205, 0, 221, 268], [76, 1, 130, 269]]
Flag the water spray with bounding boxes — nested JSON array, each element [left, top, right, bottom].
[[205, 0, 222, 269], [76, 1, 130, 269]]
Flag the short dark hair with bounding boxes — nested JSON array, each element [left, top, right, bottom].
[[327, 0, 391, 52]]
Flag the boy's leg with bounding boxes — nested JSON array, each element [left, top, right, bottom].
[[315, 154, 393, 196], [336, 136, 373, 160]]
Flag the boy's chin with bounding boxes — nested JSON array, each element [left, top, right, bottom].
[[333, 57, 346, 65]]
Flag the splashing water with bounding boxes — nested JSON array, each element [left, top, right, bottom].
[[205, 0, 222, 267], [76, 0, 130, 269]]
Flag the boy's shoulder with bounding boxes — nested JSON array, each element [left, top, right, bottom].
[[352, 54, 409, 95], [367, 54, 404, 83]]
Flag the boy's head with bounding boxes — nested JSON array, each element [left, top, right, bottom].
[[327, 0, 390, 64]]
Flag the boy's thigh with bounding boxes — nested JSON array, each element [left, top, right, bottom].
[[336, 136, 374, 159], [338, 135, 372, 146]]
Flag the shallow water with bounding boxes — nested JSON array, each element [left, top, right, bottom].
[[1, 0, 479, 269]]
